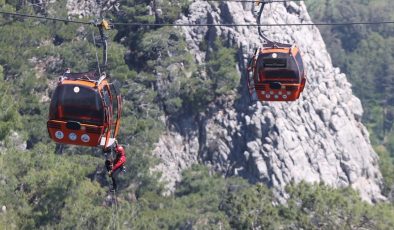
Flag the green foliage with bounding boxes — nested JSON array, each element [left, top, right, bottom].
[[306, 0, 394, 198], [155, 0, 191, 23], [178, 71, 214, 112], [0, 3, 165, 228], [207, 39, 240, 96], [2, 1, 394, 228], [56, 180, 112, 229], [305, 0, 394, 130], [130, 165, 232, 229], [0, 143, 112, 228], [374, 145, 394, 196], [281, 182, 394, 229], [0, 65, 22, 140], [222, 181, 394, 229], [176, 164, 227, 196], [162, 37, 239, 115], [2, 146, 394, 229], [220, 184, 280, 229]]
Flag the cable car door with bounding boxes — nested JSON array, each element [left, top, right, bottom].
[[110, 81, 122, 138]]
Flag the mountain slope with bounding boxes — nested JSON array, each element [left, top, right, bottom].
[[152, 1, 384, 202]]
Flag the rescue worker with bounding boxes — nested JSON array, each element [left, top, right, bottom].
[[105, 145, 126, 191]]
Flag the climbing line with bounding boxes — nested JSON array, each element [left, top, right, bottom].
[[111, 189, 119, 230]]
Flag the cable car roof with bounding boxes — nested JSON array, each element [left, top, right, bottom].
[[59, 70, 109, 89]]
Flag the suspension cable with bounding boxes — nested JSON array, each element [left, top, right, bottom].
[[1, 10, 394, 27], [0, 10, 90, 25], [206, 0, 305, 2], [110, 21, 394, 27]]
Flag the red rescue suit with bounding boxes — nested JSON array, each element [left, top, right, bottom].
[[112, 145, 126, 173], [107, 145, 126, 191]]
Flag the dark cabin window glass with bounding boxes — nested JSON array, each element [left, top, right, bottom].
[[101, 86, 111, 107], [295, 52, 304, 75], [262, 58, 287, 68], [263, 70, 298, 79], [109, 85, 119, 121], [49, 85, 104, 125], [257, 53, 300, 80]]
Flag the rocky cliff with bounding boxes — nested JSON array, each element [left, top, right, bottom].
[[152, 1, 384, 202]]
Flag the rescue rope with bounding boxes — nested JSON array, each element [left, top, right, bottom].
[[111, 146, 119, 230], [104, 146, 119, 230], [112, 189, 119, 230]]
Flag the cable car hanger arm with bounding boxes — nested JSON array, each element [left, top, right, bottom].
[[89, 19, 110, 85], [257, 2, 272, 44]]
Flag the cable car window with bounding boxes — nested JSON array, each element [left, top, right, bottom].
[[49, 85, 104, 124], [295, 52, 304, 74], [110, 81, 121, 96], [262, 70, 298, 79], [263, 58, 287, 68], [287, 54, 298, 72], [101, 87, 111, 107], [257, 54, 288, 69]]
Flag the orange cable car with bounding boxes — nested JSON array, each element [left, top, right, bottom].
[[47, 70, 122, 149], [47, 20, 122, 150], [246, 2, 306, 102], [246, 44, 306, 102]]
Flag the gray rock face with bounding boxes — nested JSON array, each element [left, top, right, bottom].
[[66, 0, 119, 18], [66, 0, 100, 18], [152, 1, 384, 202], [2, 131, 27, 151]]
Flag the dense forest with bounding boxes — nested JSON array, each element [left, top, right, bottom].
[[1, 0, 394, 228], [305, 0, 394, 198]]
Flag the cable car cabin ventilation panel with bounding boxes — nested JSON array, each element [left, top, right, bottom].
[[247, 46, 306, 102]]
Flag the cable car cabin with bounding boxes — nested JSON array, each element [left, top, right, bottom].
[[246, 44, 306, 102], [47, 70, 122, 149]]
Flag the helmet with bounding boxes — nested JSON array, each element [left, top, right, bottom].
[[115, 145, 125, 156]]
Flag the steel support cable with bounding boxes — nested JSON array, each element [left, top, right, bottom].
[[111, 21, 394, 27], [206, 0, 305, 2], [1, 11, 394, 27], [0, 11, 109, 67], [0, 10, 90, 25]]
